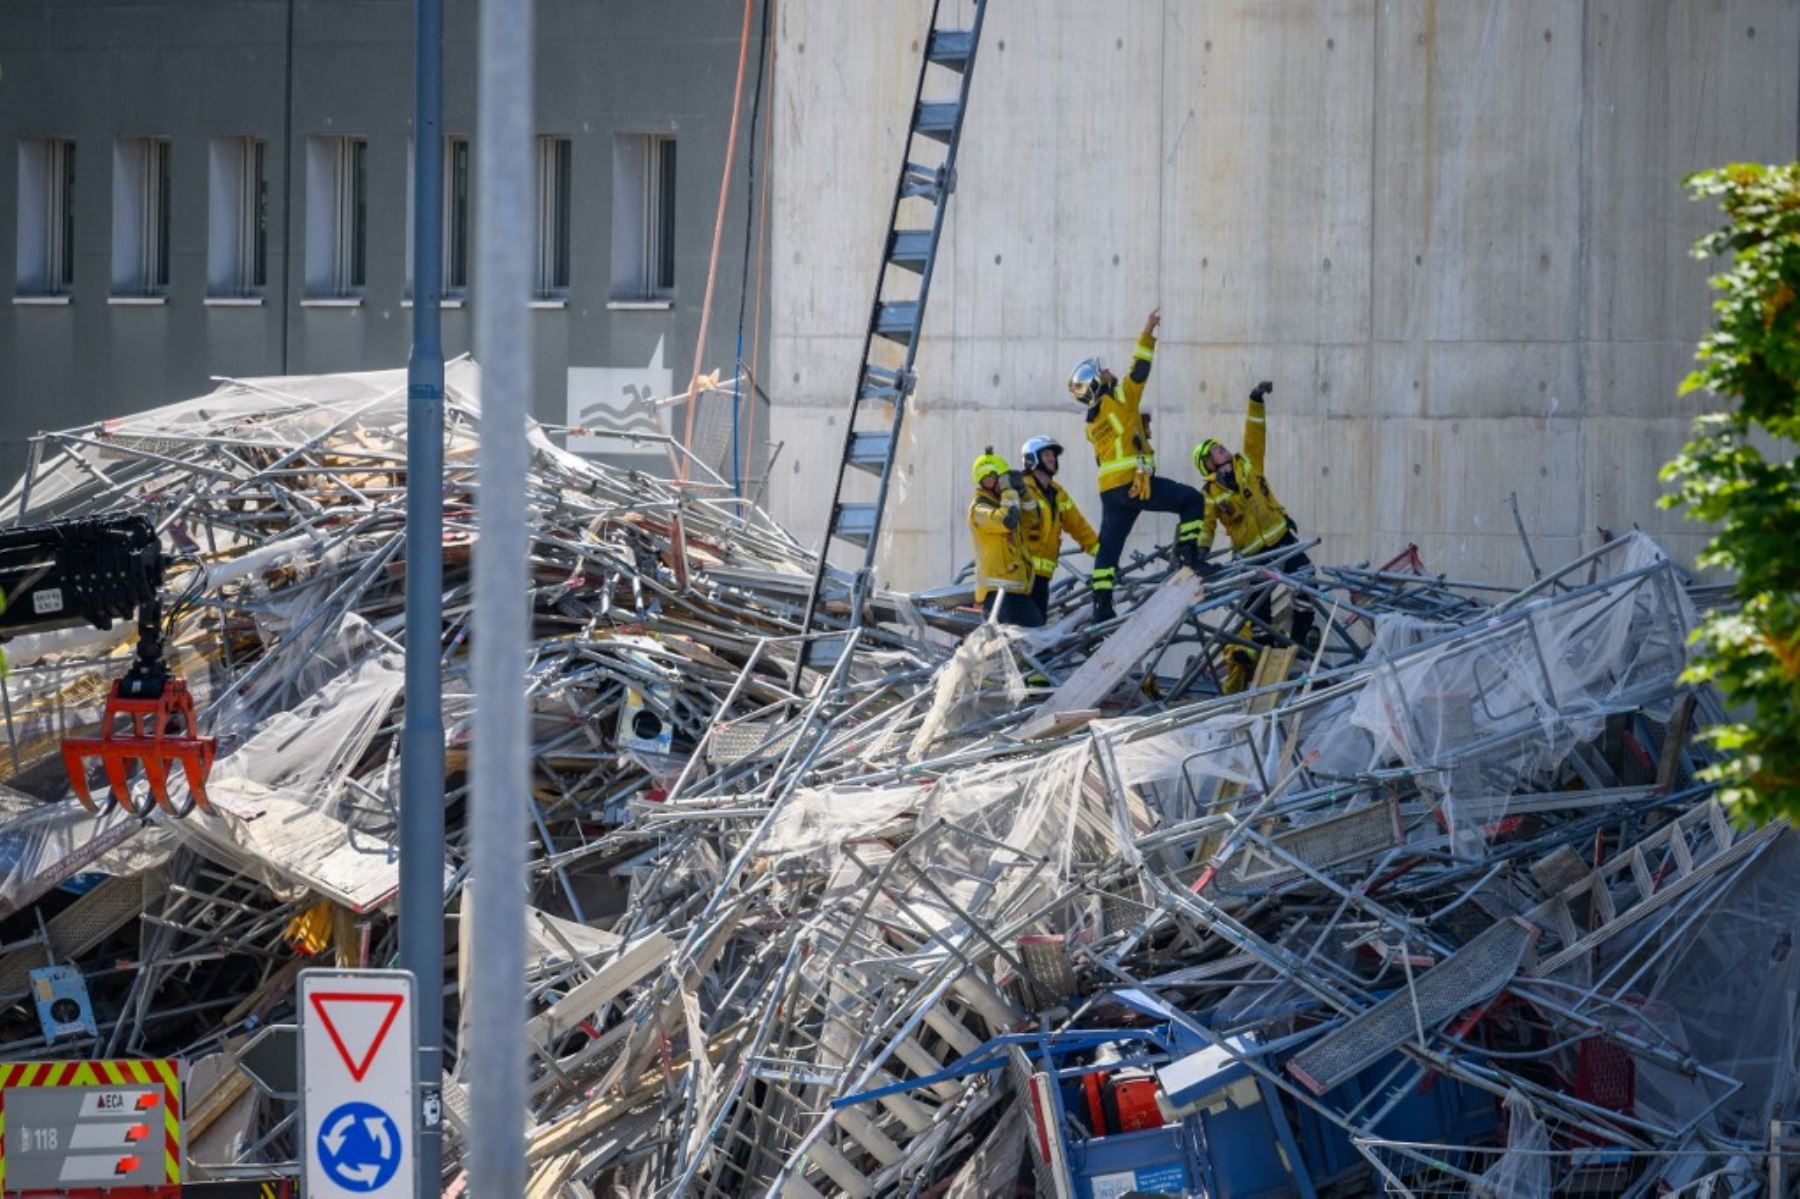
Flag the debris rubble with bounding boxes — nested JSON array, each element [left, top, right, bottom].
[[1, 365, 1792, 1197]]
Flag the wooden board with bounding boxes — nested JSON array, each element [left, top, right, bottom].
[[1017, 569, 1205, 740], [1212, 645, 1301, 806]]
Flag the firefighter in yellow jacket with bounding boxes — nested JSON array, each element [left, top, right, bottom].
[[1069, 307, 1209, 623], [1018, 435, 1098, 625], [967, 448, 1037, 626], [1192, 380, 1317, 649]]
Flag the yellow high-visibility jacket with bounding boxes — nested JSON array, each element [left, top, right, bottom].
[[1021, 474, 1098, 579], [1198, 396, 1292, 555], [1084, 332, 1158, 493], [968, 487, 1032, 600]]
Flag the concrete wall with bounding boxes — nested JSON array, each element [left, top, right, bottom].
[[0, 0, 771, 487], [767, 0, 1800, 591]]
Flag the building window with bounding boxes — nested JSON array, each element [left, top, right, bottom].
[[16, 139, 75, 296], [305, 135, 367, 297], [610, 133, 676, 301], [447, 136, 470, 293], [535, 136, 571, 298], [208, 136, 267, 296], [406, 135, 471, 298], [112, 137, 170, 296]]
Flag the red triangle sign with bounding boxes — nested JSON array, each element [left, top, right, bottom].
[[309, 991, 404, 1082]]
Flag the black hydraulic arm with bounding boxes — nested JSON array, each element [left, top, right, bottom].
[[0, 515, 164, 639], [0, 515, 175, 696]]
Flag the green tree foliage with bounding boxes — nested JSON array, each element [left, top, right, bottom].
[[1661, 162, 1800, 825]]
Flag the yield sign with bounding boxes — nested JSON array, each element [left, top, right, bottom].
[[309, 992, 403, 1082], [299, 968, 416, 1197]]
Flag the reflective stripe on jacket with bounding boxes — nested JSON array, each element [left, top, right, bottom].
[[1021, 474, 1099, 578], [1085, 333, 1157, 492], [1198, 396, 1292, 554], [968, 488, 1032, 600]]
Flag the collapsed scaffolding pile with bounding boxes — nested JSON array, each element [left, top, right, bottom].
[[0, 366, 1791, 1196], [559, 535, 1793, 1198], [0, 364, 948, 1138]]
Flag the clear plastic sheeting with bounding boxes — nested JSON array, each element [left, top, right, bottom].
[[1103, 709, 1269, 786], [914, 741, 1101, 911], [172, 642, 411, 910], [758, 783, 922, 868], [908, 617, 1027, 760], [1546, 828, 1800, 1143], [204, 624, 403, 816], [0, 786, 176, 914], [1342, 533, 1694, 856], [1474, 1091, 1553, 1199]]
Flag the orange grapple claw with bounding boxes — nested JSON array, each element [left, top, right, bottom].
[[62, 677, 216, 819]]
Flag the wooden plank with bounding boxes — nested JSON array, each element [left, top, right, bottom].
[[1245, 645, 1300, 711], [1019, 708, 1101, 740], [187, 1059, 254, 1142], [1017, 569, 1205, 740], [0, 868, 164, 1001], [525, 930, 676, 1050], [1654, 691, 1698, 795], [1213, 645, 1301, 807], [802, 1136, 874, 1197]]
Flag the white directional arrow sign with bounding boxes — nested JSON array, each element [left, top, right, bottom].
[[300, 969, 416, 1198], [322, 1110, 356, 1157], [365, 1115, 391, 1159]]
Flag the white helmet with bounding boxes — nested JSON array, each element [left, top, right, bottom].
[[1068, 358, 1104, 406], [1021, 436, 1064, 474]]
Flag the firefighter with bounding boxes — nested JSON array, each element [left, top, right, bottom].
[[1192, 379, 1318, 666], [1069, 307, 1208, 623], [1018, 434, 1099, 622], [967, 448, 1037, 627]]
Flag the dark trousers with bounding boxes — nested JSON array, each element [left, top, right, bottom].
[[986, 588, 1043, 628], [1092, 476, 1208, 592], [1031, 574, 1051, 620], [1247, 532, 1316, 644]]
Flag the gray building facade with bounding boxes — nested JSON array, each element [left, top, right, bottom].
[[767, 0, 1800, 591], [0, 0, 773, 489]]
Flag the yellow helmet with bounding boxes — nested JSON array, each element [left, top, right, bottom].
[[970, 446, 1009, 486], [1193, 438, 1225, 475]]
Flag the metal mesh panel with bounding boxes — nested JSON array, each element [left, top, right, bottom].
[[705, 719, 795, 765], [1219, 798, 1402, 892], [1288, 917, 1539, 1095], [1016, 935, 1076, 1013]]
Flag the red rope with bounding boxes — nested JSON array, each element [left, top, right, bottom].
[[679, 0, 757, 482]]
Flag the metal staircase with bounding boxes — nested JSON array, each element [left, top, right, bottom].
[[794, 0, 989, 668]]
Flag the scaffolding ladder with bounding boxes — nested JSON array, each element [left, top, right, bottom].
[[794, 0, 989, 670]]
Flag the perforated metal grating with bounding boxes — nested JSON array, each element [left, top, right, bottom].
[[1287, 916, 1538, 1095]]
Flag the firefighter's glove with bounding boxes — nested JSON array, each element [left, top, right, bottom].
[[1002, 504, 1021, 531], [1250, 380, 1273, 403], [1129, 470, 1153, 501]]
